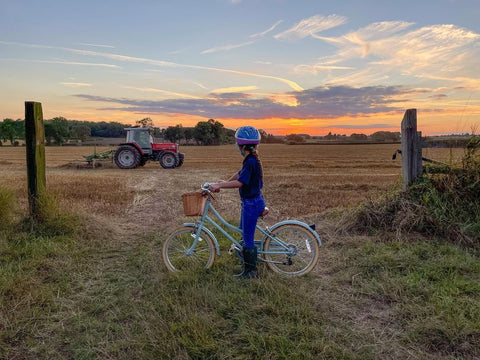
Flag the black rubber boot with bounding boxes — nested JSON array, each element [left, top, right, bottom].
[[234, 247, 257, 279]]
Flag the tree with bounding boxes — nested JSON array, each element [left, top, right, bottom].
[[152, 127, 164, 139], [208, 119, 225, 145], [90, 121, 125, 137], [286, 134, 305, 143], [164, 124, 184, 142], [0, 119, 17, 145], [370, 131, 401, 142], [184, 127, 194, 142], [350, 133, 368, 141], [136, 117, 153, 128], [194, 121, 216, 145], [71, 125, 91, 142], [45, 117, 70, 145]]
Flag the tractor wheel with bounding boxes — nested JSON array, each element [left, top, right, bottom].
[[160, 151, 177, 169], [114, 145, 141, 169], [176, 153, 184, 167]]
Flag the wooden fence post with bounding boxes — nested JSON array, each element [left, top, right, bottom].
[[401, 109, 423, 190], [25, 101, 46, 220]]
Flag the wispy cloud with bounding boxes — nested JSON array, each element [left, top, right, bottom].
[[311, 22, 480, 88], [211, 86, 258, 93], [253, 60, 273, 65], [77, 43, 115, 49], [250, 20, 284, 38], [0, 58, 120, 68], [122, 86, 202, 99], [0, 40, 303, 91], [61, 82, 92, 87], [274, 14, 347, 40], [201, 41, 255, 54]]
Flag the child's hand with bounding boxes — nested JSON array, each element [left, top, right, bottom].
[[210, 183, 221, 192]]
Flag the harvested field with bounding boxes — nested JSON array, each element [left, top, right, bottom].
[[0, 143, 465, 226]]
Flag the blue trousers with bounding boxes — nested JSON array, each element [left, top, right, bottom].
[[239, 195, 265, 248]]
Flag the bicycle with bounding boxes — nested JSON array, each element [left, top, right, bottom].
[[162, 183, 322, 276]]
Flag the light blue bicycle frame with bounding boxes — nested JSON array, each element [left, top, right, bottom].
[[184, 194, 322, 261]]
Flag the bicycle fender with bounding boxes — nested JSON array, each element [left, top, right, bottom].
[[269, 220, 322, 245], [183, 222, 221, 255]]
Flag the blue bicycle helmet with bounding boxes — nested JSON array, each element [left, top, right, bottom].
[[235, 126, 261, 145]]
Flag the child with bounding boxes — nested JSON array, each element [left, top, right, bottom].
[[210, 126, 265, 279]]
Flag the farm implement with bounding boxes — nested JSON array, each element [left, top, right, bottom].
[[83, 149, 115, 166]]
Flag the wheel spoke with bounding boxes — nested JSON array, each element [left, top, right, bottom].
[[263, 224, 319, 276], [163, 227, 215, 272]]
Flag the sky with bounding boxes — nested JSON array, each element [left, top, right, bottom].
[[1, 0, 479, 136]]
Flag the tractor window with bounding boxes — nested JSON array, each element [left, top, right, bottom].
[[134, 131, 151, 149]]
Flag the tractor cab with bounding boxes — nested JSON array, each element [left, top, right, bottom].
[[125, 127, 153, 154]]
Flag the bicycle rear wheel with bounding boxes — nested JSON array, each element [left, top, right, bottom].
[[263, 223, 319, 276], [163, 226, 216, 272]]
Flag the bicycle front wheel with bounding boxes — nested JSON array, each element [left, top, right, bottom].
[[163, 226, 216, 272], [263, 224, 320, 276]]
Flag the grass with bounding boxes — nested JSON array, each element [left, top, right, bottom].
[[345, 137, 480, 246], [0, 143, 479, 358], [348, 239, 480, 357]]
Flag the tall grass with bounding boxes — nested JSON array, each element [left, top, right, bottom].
[[0, 186, 83, 359], [0, 186, 16, 229], [347, 136, 480, 246]]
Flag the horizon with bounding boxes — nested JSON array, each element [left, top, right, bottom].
[[1, 0, 479, 136]]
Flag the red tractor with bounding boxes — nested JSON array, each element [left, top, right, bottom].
[[114, 127, 184, 169]]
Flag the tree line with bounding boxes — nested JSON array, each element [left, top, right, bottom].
[[1, 116, 403, 146], [0, 117, 241, 146]]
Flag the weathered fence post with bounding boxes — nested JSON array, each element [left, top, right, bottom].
[[401, 109, 423, 190], [25, 101, 46, 220]]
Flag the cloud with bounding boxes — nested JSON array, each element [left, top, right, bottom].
[[429, 94, 448, 99], [201, 41, 255, 54], [122, 86, 202, 99], [211, 86, 258, 93], [61, 82, 92, 87], [76, 43, 115, 49], [0, 40, 303, 91], [0, 58, 120, 68], [274, 14, 347, 40], [75, 84, 409, 119], [250, 20, 284, 38], [311, 22, 480, 87]]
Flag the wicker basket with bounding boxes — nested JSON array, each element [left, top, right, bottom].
[[182, 192, 207, 216]]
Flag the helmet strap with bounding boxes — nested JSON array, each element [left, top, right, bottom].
[[236, 144, 245, 156]]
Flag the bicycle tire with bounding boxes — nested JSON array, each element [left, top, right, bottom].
[[162, 226, 216, 272], [262, 223, 319, 276]]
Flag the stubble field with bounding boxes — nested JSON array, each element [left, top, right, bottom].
[[0, 143, 460, 226], [1, 144, 399, 231], [1, 143, 476, 359]]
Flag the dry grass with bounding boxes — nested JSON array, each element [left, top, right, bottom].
[[0, 143, 465, 233]]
